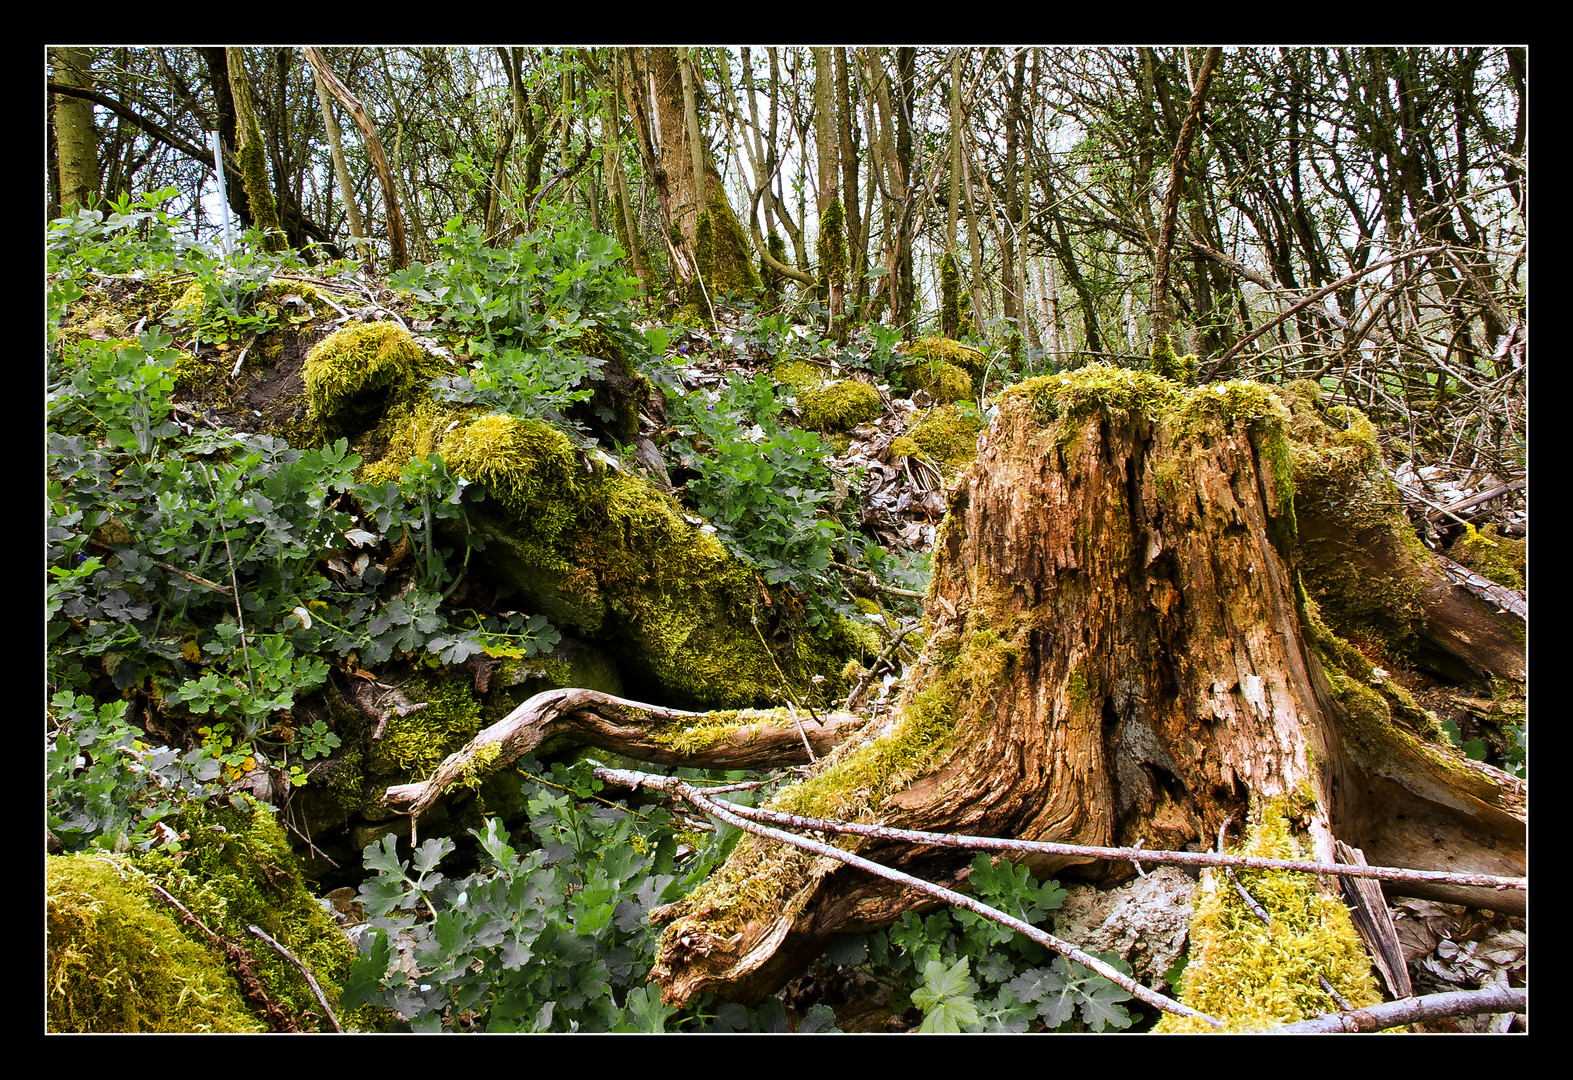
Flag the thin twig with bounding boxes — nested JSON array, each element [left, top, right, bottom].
[[668, 796, 1526, 894], [247, 924, 343, 1032]]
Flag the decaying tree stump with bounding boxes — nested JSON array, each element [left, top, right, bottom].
[[386, 367, 1526, 1009]]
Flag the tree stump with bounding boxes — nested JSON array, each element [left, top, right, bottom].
[[646, 368, 1526, 1006]]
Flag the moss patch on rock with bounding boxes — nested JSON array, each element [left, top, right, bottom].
[[898, 336, 989, 401]]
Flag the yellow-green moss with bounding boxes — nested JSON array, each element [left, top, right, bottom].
[[1451, 523, 1524, 591], [1003, 365, 1184, 434], [440, 413, 584, 569], [1280, 383, 1432, 655], [1151, 332, 1199, 387], [140, 797, 370, 1029], [817, 198, 847, 293], [907, 405, 984, 469], [367, 673, 485, 778], [939, 252, 963, 337], [303, 321, 431, 425], [695, 166, 763, 296], [47, 853, 265, 1032], [774, 359, 883, 432], [899, 336, 988, 377], [578, 471, 866, 707], [1158, 801, 1382, 1032]]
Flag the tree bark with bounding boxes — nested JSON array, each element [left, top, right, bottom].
[[51, 48, 99, 216], [226, 48, 288, 253], [1150, 47, 1222, 348], [308, 53, 366, 261], [643, 372, 1524, 1005]]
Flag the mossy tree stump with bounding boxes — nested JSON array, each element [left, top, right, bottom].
[[641, 367, 1525, 1006]]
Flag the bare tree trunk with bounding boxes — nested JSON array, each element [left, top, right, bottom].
[[308, 53, 366, 261], [302, 48, 407, 270], [1150, 47, 1223, 349], [51, 48, 99, 216]]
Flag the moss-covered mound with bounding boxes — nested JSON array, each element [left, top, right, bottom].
[[897, 336, 988, 403], [304, 321, 447, 440], [47, 853, 266, 1032], [907, 404, 985, 470], [48, 796, 374, 1033], [773, 359, 883, 433], [428, 411, 862, 708]]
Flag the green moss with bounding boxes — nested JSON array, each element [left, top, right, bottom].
[[898, 336, 987, 402], [302, 321, 433, 430], [1279, 385, 1432, 655], [139, 797, 369, 1029], [1004, 365, 1184, 432], [1151, 332, 1199, 387], [440, 413, 584, 568], [939, 251, 962, 337], [907, 405, 984, 469], [773, 359, 883, 432], [1451, 523, 1524, 591], [817, 198, 847, 292], [367, 673, 485, 778], [697, 166, 762, 296], [1158, 800, 1382, 1032], [47, 853, 264, 1032]]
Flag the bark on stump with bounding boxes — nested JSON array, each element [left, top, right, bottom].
[[647, 369, 1525, 1006]]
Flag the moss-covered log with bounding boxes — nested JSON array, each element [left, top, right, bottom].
[[638, 366, 1524, 1008]]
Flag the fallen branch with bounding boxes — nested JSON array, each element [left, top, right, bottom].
[[1270, 985, 1525, 1034], [383, 687, 870, 823], [247, 924, 342, 1032], [669, 794, 1526, 895]]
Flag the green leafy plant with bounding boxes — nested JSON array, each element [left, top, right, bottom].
[[341, 760, 823, 1032], [392, 212, 648, 430], [668, 370, 846, 617], [46, 690, 223, 852], [830, 853, 1136, 1032]]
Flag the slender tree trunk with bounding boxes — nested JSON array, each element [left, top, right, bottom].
[[51, 48, 99, 216], [226, 48, 288, 252], [1150, 47, 1223, 349], [302, 47, 407, 270], [308, 54, 366, 261]]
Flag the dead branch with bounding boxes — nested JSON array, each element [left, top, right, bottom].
[[382, 687, 870, 822], [597, 766, 1224, 1028], [641, 793, 1526, 896], [1270, 985, 1525, 1034]]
